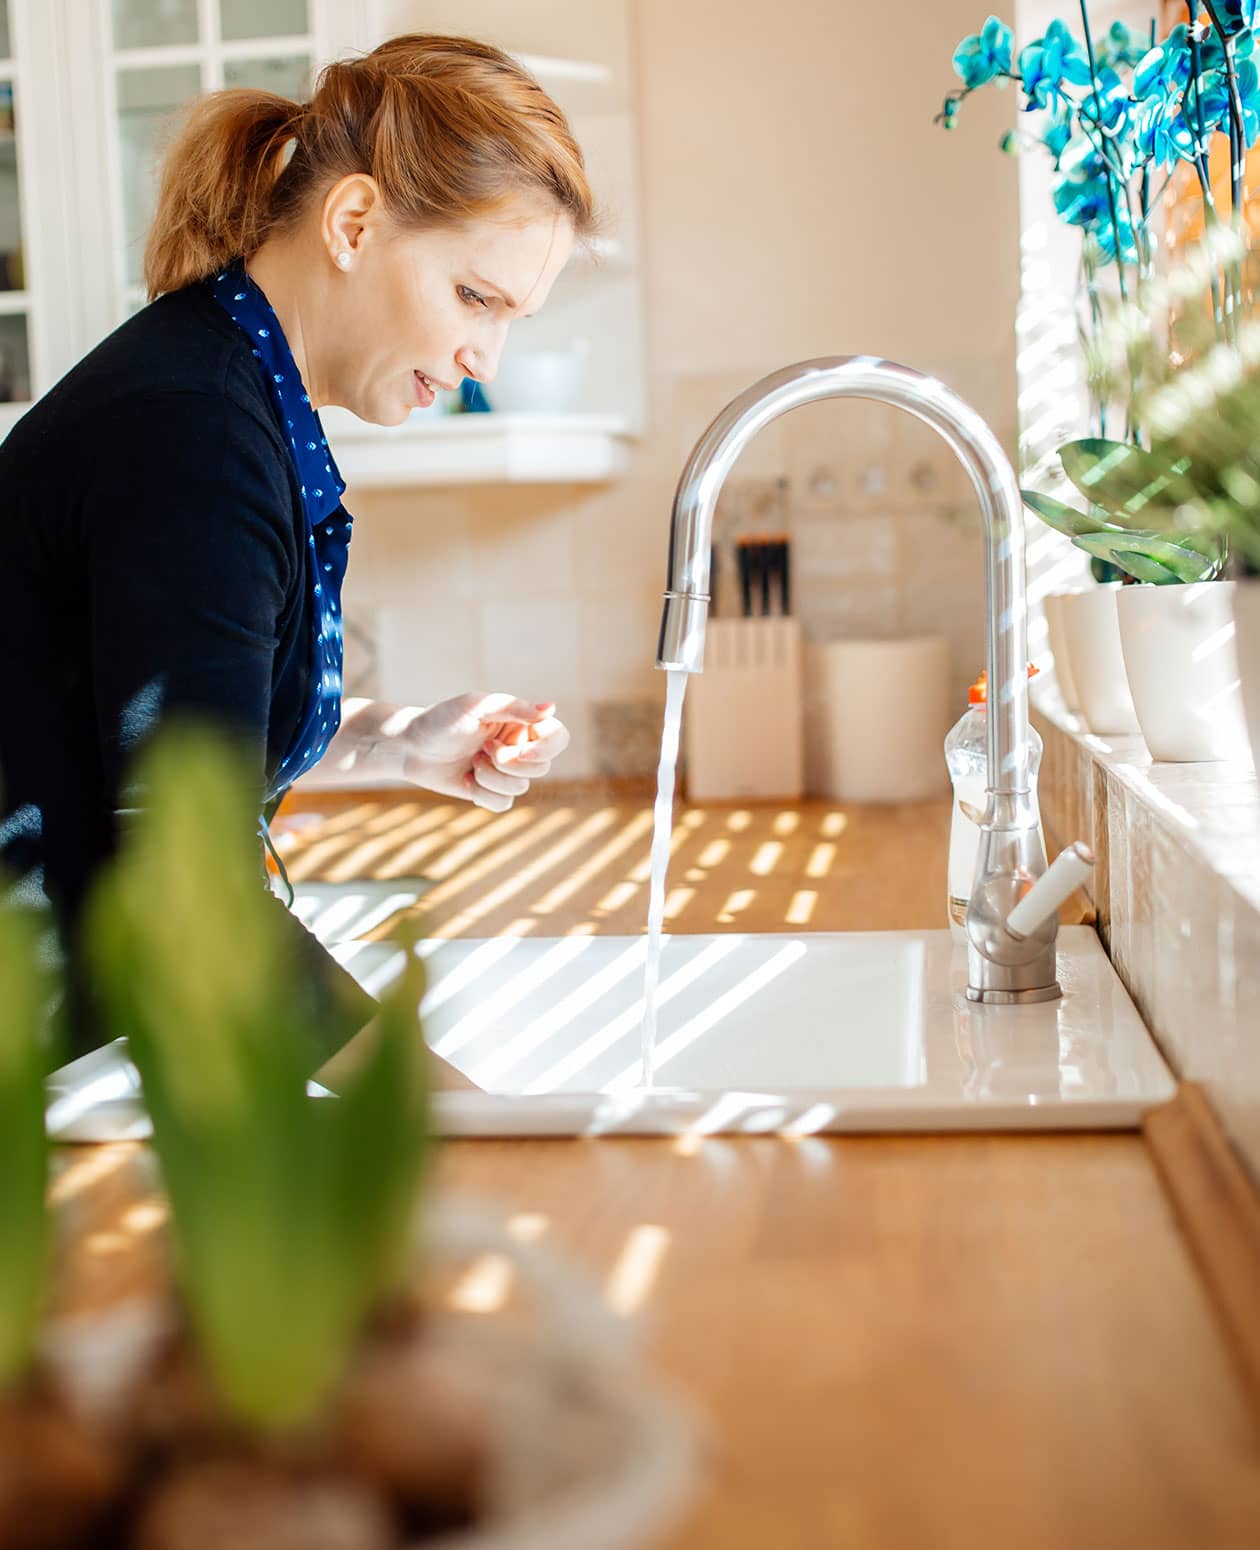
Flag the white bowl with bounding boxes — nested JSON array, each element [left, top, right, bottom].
[[487, 352, 585, 415]]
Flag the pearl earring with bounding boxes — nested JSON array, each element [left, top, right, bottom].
[[336, 252, 352, 270]]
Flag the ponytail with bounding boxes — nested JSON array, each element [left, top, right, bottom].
[[144, 90, 303, 298]]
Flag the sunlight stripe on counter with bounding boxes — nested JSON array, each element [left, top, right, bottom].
[[450, 1254, 513, 1314], [606, 1225, 671, 1316], [532, 809, 654, 913], [805, 842, 836, 878], [427, 809, 617, 937], [750, 841, 782, 876]]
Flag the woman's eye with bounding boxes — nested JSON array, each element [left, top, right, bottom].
[[458, 286, 488, 309]]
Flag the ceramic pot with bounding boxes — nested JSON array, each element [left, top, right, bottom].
[[39, 1200, 697, 1550], [1116, 579, 1252, 764], [1042, 591, 1083, 713], [1222, 579, 1260, 769], [1055, 585, 1141, 736]]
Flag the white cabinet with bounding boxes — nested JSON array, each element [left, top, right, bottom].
[[0, 0, 643, 486]]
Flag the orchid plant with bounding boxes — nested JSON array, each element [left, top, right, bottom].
[[942, 4, 1259, 337], [942, 5, 1259, 583]]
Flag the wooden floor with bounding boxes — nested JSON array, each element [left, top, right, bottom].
[[52, 786, 1260, 1548]]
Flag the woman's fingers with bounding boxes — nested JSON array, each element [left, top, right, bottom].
[[466, 778, 513, 813], [486, 717, 569, 773], [474, 756, 530, 798], [466, 693, 553, 728]]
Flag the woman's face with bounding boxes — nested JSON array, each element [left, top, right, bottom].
[[319, 186, 575, 425]]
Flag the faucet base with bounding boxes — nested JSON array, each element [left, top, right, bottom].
[[965, 982, 1063, 1005]]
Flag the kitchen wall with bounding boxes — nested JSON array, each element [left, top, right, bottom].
[[333, 0, 1021, 783]]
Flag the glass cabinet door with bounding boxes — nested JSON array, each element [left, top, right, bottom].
[[0, 0, 33, 404], [107, 0, 314, 314]]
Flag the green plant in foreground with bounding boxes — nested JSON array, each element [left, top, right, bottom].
[[0, 904, 53, 1391], [86, 725, 433, 1433], [1022, 434, 1226, 583]]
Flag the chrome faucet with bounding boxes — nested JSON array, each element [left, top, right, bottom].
[[656, 356, 1093, 1004]]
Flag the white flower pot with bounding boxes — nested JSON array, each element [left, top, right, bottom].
[[1116, 579, 1252, 764], [1234, 579, 1260, 772], [1055, 584, 1141, 736], [1042, 591, 1083, 713]]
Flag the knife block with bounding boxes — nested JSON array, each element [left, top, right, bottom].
[[683, 617, 803, 800]]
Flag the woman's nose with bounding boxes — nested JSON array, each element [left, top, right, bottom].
[[456, 336, 505, 385]]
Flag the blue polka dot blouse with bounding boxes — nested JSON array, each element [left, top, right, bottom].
[[209, 258, 351, 796]]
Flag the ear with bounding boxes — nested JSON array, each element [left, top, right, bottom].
[[321, 174, 384, 262]]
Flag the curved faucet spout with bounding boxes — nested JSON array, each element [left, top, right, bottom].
[[656, 355, 1070, 1003]]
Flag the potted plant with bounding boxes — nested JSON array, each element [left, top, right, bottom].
[[0, 905, 130, 1546], [941, 5, 1260, 750], [1020, 430, 1248, 758], [1082, 245, 1260, 767], [0, 725, 695, 1549]]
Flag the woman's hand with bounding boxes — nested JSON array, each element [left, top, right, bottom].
[[386, 693, 569, 812]]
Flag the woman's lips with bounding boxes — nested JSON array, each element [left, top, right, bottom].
[[413, 370, 436, 408]]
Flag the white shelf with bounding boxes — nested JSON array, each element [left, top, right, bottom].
[[321, 408, 634, 489]]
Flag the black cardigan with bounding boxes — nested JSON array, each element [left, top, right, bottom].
[[0, 283, 377, 1063]]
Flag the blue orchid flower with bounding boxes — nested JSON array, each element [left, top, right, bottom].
[[1097, 21, 1147, 70], [952, 15, 1014, 88], [1219, 54, 1260, 143], [1042, 107, 1073, 163], [1052, 132, 1138, 264], [1133, 24, 1191, 100], [1130, 26, 1196, 166], [1133, 89, 1196, 166], [1080, 64, 1132, 135], [1019, 19, 1093, 111], [1214, 0, 1259, 37], [1077, 64, 1139, 175]]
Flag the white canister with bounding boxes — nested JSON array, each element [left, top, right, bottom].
[[804, 637, 952, 802], [1116, 579, 1252, 764]]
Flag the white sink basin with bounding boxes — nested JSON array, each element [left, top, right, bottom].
[[336, 925, 1175, 1137], [45, 922, 1173, 1143]]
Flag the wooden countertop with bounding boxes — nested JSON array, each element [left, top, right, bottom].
[[50, 791, 1260, 1546]]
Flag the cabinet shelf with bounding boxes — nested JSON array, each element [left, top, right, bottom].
[[321, 407, 633, 489]]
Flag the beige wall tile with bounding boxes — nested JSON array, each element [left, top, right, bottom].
[[479, 597, 583, 705], [793, 513, 898, 581], [577, 594, 663, 701], [465, 495, 580, 601], [376, 600, 483, 710]]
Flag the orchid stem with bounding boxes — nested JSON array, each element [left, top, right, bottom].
[[1202, 0, 1247, 330]]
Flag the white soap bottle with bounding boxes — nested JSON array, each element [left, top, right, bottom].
[[944, 670, 1044, 942]]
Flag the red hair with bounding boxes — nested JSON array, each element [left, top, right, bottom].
[[144, 33, 598, 298]]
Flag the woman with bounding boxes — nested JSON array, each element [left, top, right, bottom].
[[0, 34, 594, 1084]]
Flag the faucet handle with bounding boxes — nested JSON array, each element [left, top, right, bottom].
[[1005, 842, 1095, 940]]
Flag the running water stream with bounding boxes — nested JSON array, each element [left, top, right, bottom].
[[639, 667, 689, 1088]]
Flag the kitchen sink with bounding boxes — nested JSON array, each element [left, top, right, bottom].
[[337, 924, 1174, 1137]]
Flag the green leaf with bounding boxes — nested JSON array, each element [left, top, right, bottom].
[[1072, 529, 1220, 584], [1058, 439, 1201, 528], [0, 903, 52, 1387], [1020, 488, 1113, 537], [84, 723, 433, 1432]]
